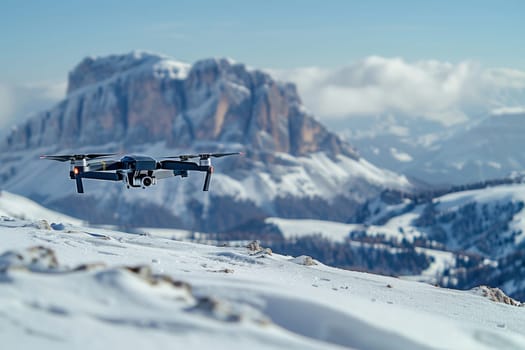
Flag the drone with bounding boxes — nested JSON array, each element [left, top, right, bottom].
[[40, 152, 242, 194]]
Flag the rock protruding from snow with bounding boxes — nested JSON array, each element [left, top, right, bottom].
[[189, 296, 270, 324], [0, 246, 59, 272], [290, 255, 318, 266], [246, 240, 273, 257], [472, 286, 523, 307]]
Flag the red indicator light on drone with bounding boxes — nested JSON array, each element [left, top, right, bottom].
[[73, 167, 80, 175]]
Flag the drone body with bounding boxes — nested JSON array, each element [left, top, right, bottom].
[[40, 152, 241, 194]]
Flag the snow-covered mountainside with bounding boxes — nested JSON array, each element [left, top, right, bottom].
[[254, 180, 525, 300], [2, 216, 524, 349], [0, 51, 410, 231], [360, 182, 525, 258]]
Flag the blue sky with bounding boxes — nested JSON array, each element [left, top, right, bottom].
[[1, 0, 524, 83]]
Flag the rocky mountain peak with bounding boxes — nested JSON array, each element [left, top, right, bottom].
[[3, 52, 358, 159], [67, 51, 168, 94]]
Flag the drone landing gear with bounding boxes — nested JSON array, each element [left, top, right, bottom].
[[75, 176, 84, 194], [203, 167, 213, 191]]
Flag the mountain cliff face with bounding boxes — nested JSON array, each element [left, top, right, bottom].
[[0, 52, 408, 231]]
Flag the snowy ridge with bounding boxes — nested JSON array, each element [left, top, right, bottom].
[[1, 218, 524, 349]]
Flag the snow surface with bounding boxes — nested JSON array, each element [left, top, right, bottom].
[[1, 213, 524, 349]]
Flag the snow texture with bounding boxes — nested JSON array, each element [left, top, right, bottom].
[[1, 207, 524, 349]]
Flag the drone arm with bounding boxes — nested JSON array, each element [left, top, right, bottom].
[[159, 160, 207, 172], [88, 161, 122, 171], [73, 171, 122, 194], [80, 172, 122, 181]]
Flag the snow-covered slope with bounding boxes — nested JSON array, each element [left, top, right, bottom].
[[357, 182, 525, 298], [1, 217, 524, 350], [368, 183, 525, 258], [0, 190, 83, 225]]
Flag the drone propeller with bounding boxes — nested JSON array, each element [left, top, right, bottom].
[[40, 153, 117, 162], [164, 152, 242, 161]]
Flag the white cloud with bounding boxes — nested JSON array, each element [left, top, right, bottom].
[[491, 106, 525, 116], [271, 57, 525, 126], [22, 81, 67, 101], [0, 81, 66, 131], [483, 68, 525, 89]]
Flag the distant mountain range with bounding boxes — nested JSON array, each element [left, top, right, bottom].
[[339, 109, 525, 186], [0, 51, 410, 231]]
